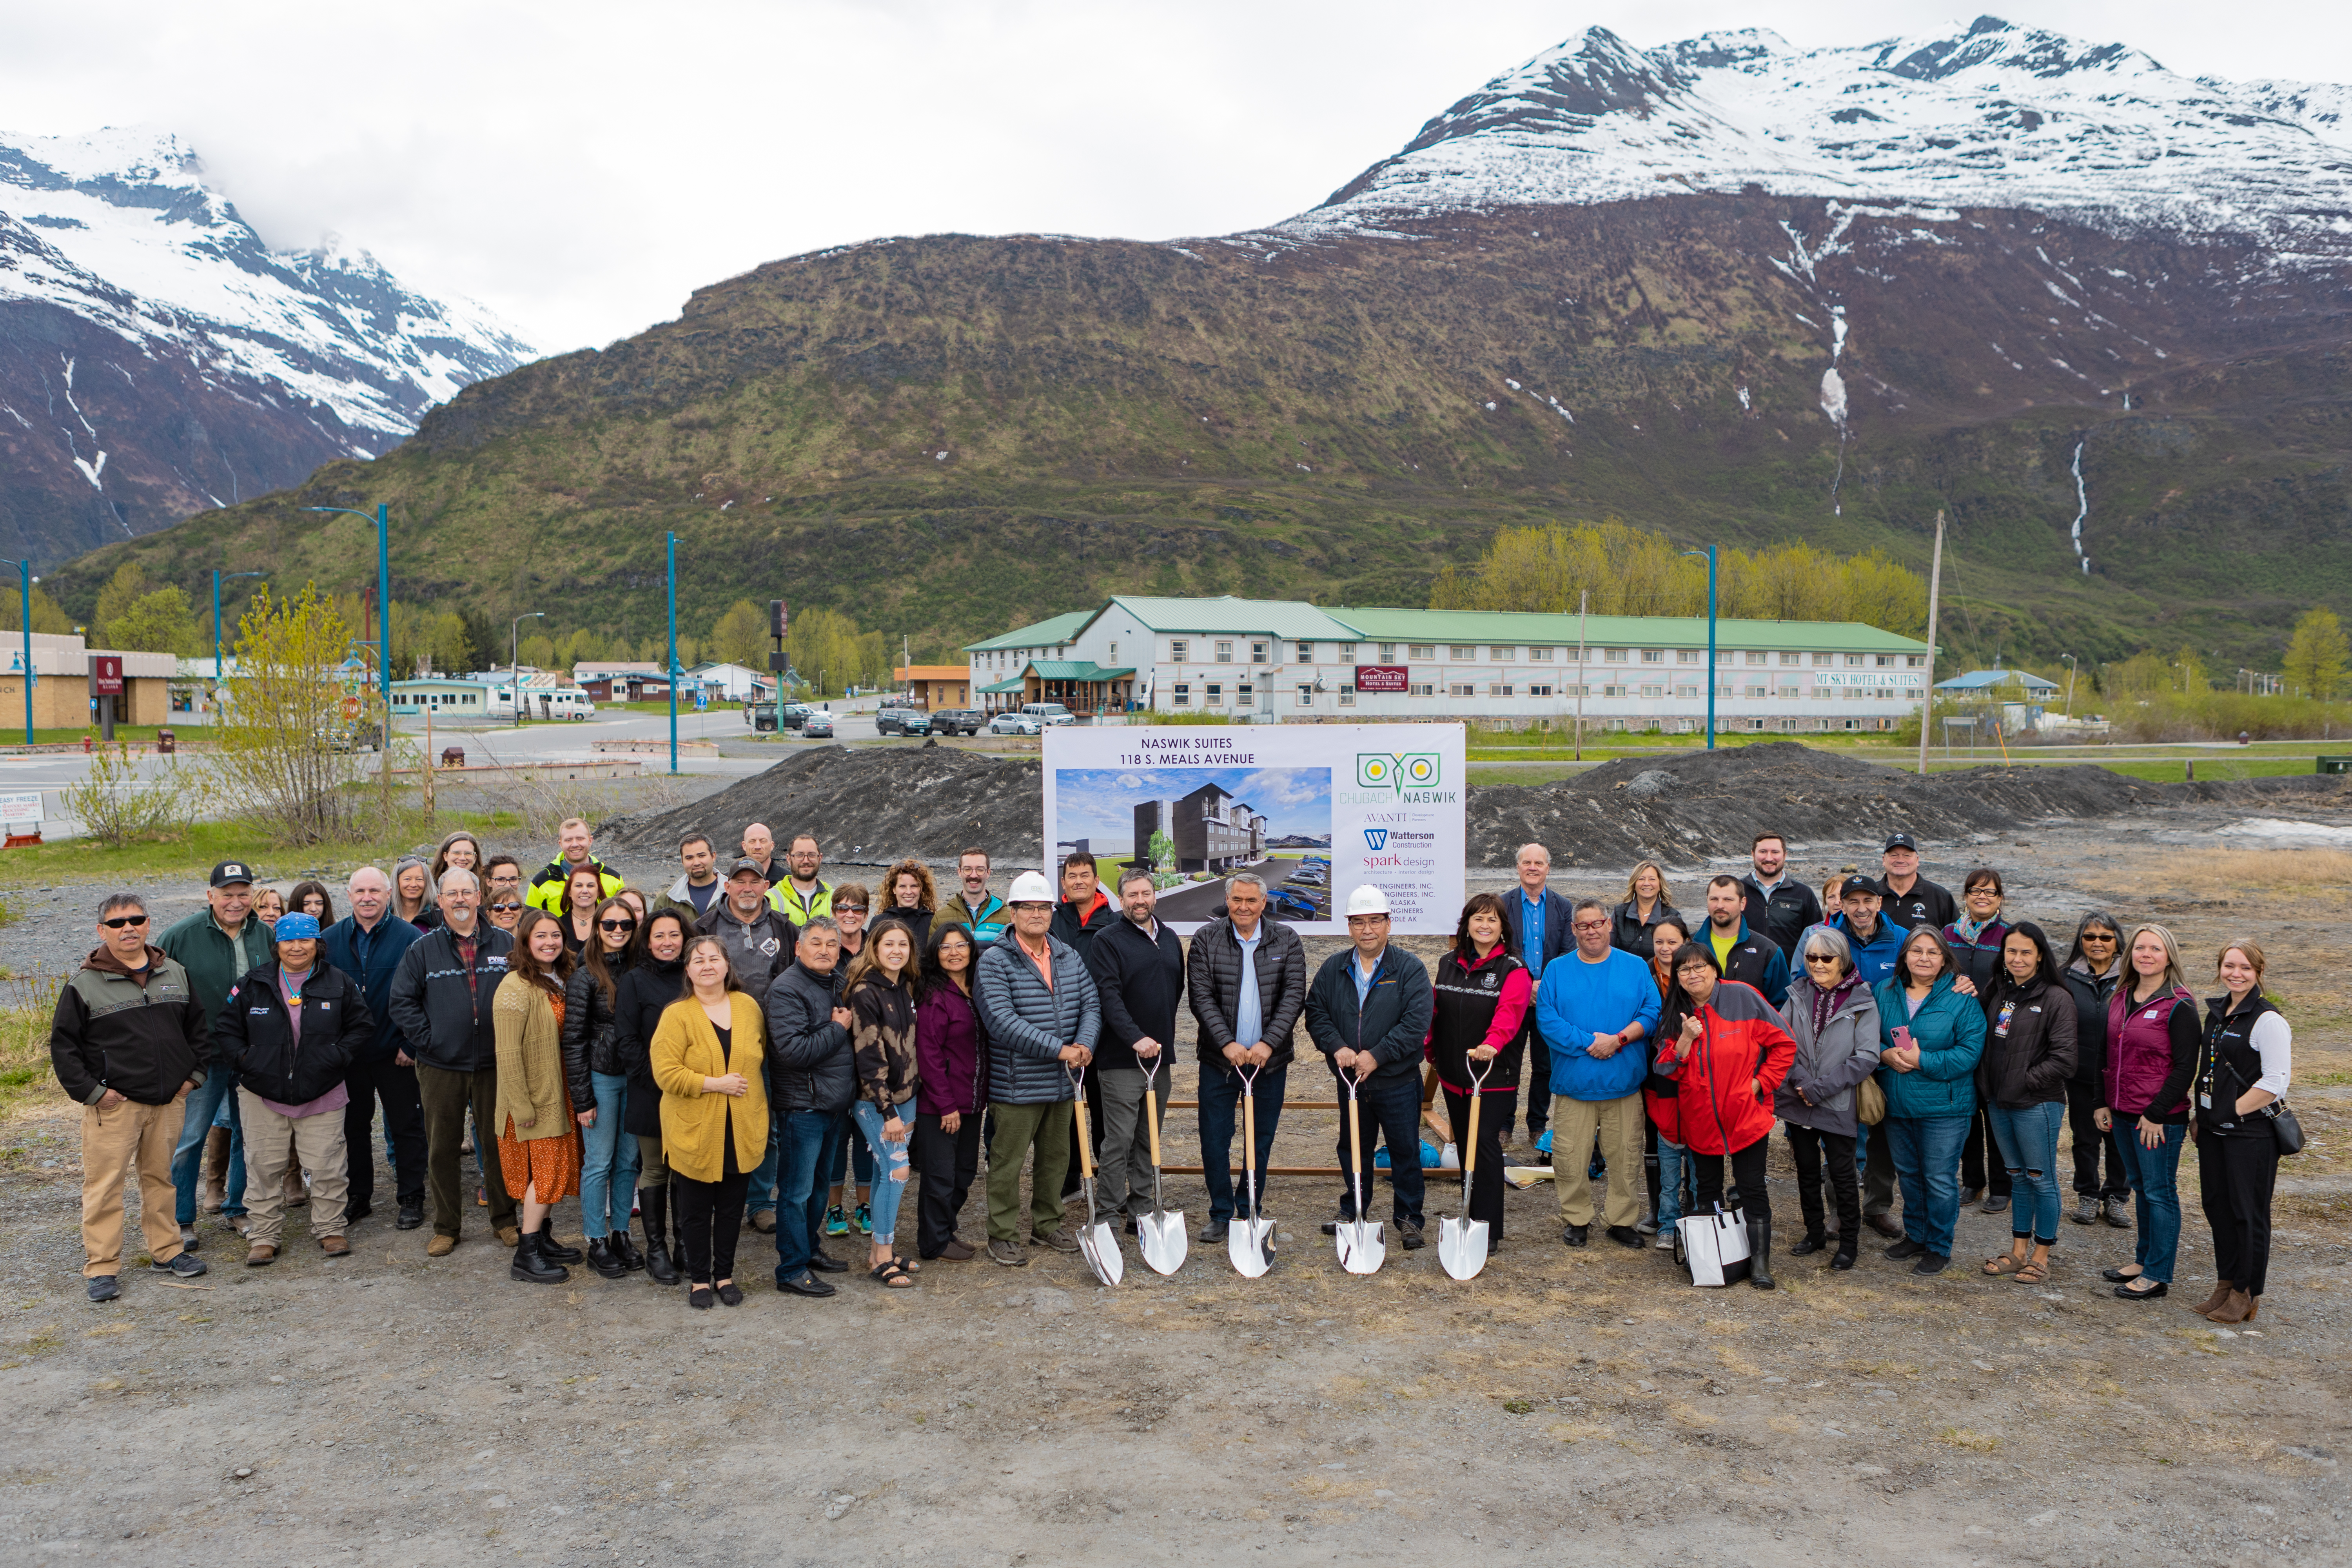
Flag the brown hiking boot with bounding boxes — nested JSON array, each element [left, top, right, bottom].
[[319, 1235, 350, 1258], [245, 1243, 277, 1267], [2207, 1289, 2258, 1324], [199, 1127, 231, 1213], [934, 1239, 977, 1261], [426, 1234, 457, 1258], [495, 1225, 521, 1248], [2190, 1279, 2234, 1318]]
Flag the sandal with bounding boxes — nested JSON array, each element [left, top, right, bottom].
[[869, 1261, 915, 1289], [2013, 1258, 2049, 1285], [1982, 1252, 2027, 1276]]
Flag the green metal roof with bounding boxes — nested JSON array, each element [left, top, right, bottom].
[[977, 675, 1026, 695], [1094, 595, 1363, 642], [963, 610, 1094, 653], [1027, 662, 1134, 681], [1329, 606, 1930, 654]]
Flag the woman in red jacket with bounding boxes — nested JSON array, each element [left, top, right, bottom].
[[1657, 943, 1798, 1289], [1425, 894, 1532, 1250]]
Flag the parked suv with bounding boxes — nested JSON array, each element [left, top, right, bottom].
[[929, 708, 984, 737], [1020, 702, 1077, 727], [779, 702, 812, 731], [876, 708, 932, 736]]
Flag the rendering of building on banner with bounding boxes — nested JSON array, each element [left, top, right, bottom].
[[964, 596, 1931, 731]]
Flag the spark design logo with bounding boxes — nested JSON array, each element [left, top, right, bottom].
[[1355, 753, 1440, 794]]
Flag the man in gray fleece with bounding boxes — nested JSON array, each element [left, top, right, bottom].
[[974, 872, 1101, 1266]]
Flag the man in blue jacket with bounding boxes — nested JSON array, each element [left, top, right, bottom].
[[1498, 842, 1573, 1149], [1829, 876, 1902, 985], [323, 867, 425, 1231], [975, 872, 1100, 1265], [1305, 886, 1434, 1249], [1534, 898, 1661, 1249]]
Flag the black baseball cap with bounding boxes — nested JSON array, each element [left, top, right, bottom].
[[726, 857, 769, 879], [1881, 832, 1917, 853], [209, 860, 255, 888], [1838, 875, 1880, 900]]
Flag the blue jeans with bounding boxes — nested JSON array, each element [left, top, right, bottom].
[[746, 1107, 780, 1217], [1883, 1114, 1968, 1257], [851, 1096, 917, 1249], [1198, 1063, 1287, 1223], [2113, 1119, 2187, 1283], [579, 1072, 640, 1240], [1987, 1100, 2065, 1243], [773, 1109, 842, 1283], [1655, 1137, 1692, 1232], [173, 1069, 247, 1222], [829, 1120, 875, 1188]]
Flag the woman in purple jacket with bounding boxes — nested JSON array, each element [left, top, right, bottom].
[[912, 922, 987, 1261], [2096, 923, 2201, 1301]]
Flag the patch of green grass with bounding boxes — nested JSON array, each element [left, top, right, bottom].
[[2093, 757, 2317, 784], [0, 975, 61, 1113], [0, 726, 177, 748], [0, 811, 513, 891]]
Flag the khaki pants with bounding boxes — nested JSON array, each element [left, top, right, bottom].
[[239, 1089, 352, 1247], [1550, 1092, 1644, 1229], [81, 1093, 187, 1278]]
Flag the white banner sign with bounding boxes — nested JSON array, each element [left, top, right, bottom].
[[0, 791, 42, 827], [1042, 723, 1466, 935]]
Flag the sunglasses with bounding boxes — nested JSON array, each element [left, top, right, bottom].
[[490, 901, 523, 913], [1804, 953, 1840, 965], [836, 905, 868, 914], [598, 919, 638, 933], [101, 915, 149, 929], [2081, 932, 2116, 942]]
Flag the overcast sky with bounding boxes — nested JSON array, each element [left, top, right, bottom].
[[6, 1, 2347, 352]]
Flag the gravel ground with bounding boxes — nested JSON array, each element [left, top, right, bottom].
[[4, 775, 2350, 1565]]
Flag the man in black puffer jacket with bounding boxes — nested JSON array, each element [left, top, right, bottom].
[[385, 872, 515, 1254], [764, 918, 857, 1297], [211, 913, 375, 1266], [1184, 874, 1307, 1243]]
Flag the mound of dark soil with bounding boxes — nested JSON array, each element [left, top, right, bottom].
[[599, 745, 1044, 866], [1468, 741, 2342, 868]]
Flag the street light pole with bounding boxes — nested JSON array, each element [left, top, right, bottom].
[[2061, 652, 2078, 719], [13, 560, 32, 745], [511, 612, 545, 728], [303, 503, 392, 736], [1681, 546, 1718, 749], [213, 569, 264, 683], [665, 532, 679, 776]]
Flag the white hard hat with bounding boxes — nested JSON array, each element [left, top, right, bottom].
[[1007, 870, 1054, 904], [1345, 884, 1392, 917]]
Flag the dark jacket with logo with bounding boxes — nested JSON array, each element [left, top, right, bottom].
[[1086, 915, 1185, 1073], [2060, 960, 2122, 1090], [2197, 992, 2287, 1141], [1305, 945, 1434, 1086], [1703, 917, 1791, 1009], [562, 951, 636, 1114], [1877, 874, 1957, 934], [613, 954, 685, 1137], [1185, 915, 1308, 1072], [2103, 984, 2200, 1123], [1740, 875, 1822, 958], [764, 958, 857, 1115], [1425, 944, 1532, 1094], [1608, 898, 1681, 963], [49, 945, 209, 1107], [697, 900, 798, 1004], [1976, 974, 2077, 1109], [1049, 890, 1117, 966], [322, 913, 423, 1064], [385, 924, 514, 1075], [212, 960, 374, 1107]]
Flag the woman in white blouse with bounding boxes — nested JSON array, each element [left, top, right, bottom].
[[2190, 939, 2293, 1325]]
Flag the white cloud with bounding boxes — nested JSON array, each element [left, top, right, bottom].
[[3, 2, 2345, 352]]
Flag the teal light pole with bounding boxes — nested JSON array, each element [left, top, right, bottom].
[[1681, 545, 1718, 749], [13, 560, 33, 744], [213, 569, 264, 681], [304, 503, 392, 727], [665, 532, 679, 776]]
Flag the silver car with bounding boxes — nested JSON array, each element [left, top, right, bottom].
[[988, 712, 1042, 735]]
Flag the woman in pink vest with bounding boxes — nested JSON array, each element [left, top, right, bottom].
[[2095, 924, 2200, 1301]]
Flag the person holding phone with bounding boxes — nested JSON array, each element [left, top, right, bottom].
[[2191, 940, 2293, 1324], [1654, 943, 1797, 1289], [2096, 924, 2202, 1301], [1871, 927, 1987, 1277], [1642, 917, 1696, 1249]]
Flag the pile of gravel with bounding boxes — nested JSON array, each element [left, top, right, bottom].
[[1468, 741, 2341, 868], [599, 744, 1044, 867]]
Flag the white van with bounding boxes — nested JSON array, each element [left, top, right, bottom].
[[1021, 702, 1076, 726]]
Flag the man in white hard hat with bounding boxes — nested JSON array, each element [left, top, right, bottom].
[[1304, 884, 1434, 1249], [973, 870, 1101, 1265]]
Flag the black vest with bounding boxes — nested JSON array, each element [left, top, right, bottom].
[[2198, 992, 2282, 1138], [1428, 946, 1527, 1092]]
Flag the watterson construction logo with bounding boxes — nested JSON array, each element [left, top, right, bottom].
[[1354, 752, 1455, 804], [1364, 829, 1389, 851]]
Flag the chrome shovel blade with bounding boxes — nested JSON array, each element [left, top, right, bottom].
[[1077, 1220, 1124, 1287], [1339, 1218, 1385, 1275], [1437, 1214, 1489, 1280], [1138, 1208, 1187, 1276], [1228, 1216, 1272, 1278]]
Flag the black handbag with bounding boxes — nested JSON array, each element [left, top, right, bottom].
[[2262, 1101, 2306, 1158]]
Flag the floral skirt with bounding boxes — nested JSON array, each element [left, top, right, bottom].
[[499, 1104, 582, 1204]]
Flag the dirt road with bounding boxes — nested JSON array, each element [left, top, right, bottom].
[[5, 805, 2350, 1566]]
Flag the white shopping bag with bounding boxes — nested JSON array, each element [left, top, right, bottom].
[[1675, 1202, 1751, 1287]]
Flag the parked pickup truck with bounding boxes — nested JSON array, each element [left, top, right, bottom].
[[876, 708, 933, 736], [928, 708, 985, 737]]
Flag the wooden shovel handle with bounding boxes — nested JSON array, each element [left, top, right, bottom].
[[1144, 1075, 1163, 1167], [1463, 1088, 1481, 1181], [1071, 1076, 1095, 1179]]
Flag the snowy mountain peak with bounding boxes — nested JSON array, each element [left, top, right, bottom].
[[1293, 16, 2352, 250]]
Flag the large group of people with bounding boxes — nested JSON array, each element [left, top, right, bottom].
[[51, 820, 2292, 1327]]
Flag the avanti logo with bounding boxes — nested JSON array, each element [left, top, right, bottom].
[[1363, 828, 1389, 850], [1355, 752, 1440, 794]]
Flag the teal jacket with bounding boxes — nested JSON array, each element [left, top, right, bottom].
[[1871, 973, 1986, 1121], [158, 908, 273, 1031]]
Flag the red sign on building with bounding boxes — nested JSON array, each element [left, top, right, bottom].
[[90, 655, 124, 697], [1354, 664, 1409, 693]]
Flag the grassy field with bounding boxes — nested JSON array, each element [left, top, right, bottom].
[[0, 809, 528, 891], [0, 725, 180, 748]]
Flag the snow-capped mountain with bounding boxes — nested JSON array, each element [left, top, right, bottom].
[[0, 127, 536, 565], [1291, 15, 2352, 254]]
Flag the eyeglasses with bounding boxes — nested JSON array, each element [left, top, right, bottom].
[[1803, 953, 1840, 966], [1571, 920, 1609, 932], [598, 919, 638, 933], [100, 915, 149, 929], [836, 904, 868, 914]]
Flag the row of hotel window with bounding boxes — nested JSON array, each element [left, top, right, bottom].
[[1167, 681, 1914, 708], [1152, 641, 1924, 668]]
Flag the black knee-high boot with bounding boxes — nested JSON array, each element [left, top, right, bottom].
[[639, 1187, 681, 1286]]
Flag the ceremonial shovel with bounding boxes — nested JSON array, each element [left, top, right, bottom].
[[1437, 1059, 1492, 1281], [1068, 1067, 1123, 1287], [1135, 1054, 1186, 1276], [1334, 1069, 1385, 1275], [1228, 1063, 1273, 1278]]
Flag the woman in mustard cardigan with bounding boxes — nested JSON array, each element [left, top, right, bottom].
[[495, 910, 588, 1285], [652, 935, 770, 1308]]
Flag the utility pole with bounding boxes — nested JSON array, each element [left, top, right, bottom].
[[1573, 589, 1588, 761], [1681, 546, 1718, 748], [1917, 509, 1945, 777], [14, 560, 33, 745], [2062, 653, 2078, 719], [665, 532, 679, 776], [212, 569, 263, 683]]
